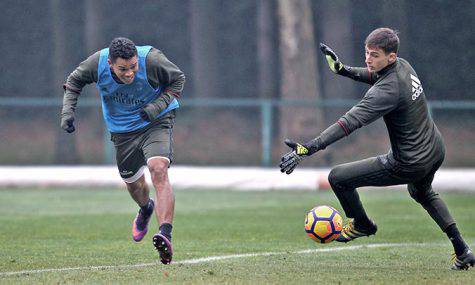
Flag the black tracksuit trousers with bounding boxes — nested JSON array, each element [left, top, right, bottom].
[[328, 153, 455, 231]]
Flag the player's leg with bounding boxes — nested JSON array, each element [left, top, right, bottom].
[[142, 121, 175, 264], [147, 157, 174, 264], [112, 133, 154, 242], [125, 174, 155, 242], [328, 155, 411, 242], [125, 173, 150, 206], [147, 157, 175, 234], [407, 158, 474, 270]]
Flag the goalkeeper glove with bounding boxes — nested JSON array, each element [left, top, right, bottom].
[[60, 114, 75, 133], [139, 108, 151, 122], [319, 43, 348, 75], [140, 103, 164, 122], [279, 139, 318, 175]]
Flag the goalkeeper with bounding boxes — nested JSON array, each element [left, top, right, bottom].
[[60, 37, 183, 264], [280, 28, 473, 270]]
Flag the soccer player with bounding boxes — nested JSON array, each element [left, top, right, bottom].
[[60, 37, 184, 264], [279, 28, 474, 270]]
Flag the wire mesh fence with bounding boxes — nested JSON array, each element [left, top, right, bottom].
[[1, 98, 473, 167]]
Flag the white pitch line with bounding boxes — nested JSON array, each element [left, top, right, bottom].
[[0, 243, 427, 277]]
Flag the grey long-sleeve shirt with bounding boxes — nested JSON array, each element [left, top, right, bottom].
[[61, 47, 185, 130], [319, 58, 444, 168]]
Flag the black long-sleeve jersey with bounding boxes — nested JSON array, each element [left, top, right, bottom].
[[61, 48, 185, 129], [319, 58, 445, 169]]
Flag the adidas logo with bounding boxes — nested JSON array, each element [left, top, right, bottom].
[[410, 74, 423, 100]]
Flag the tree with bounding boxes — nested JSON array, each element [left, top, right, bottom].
[[257, 0, 278, 99], [316, 0, 356, 101], [313, 0, 356, 165], [51, 0, 79, 164], [84, 0, 102, 54], [277, 0, 324, 147], [189, 0, 220, 98]]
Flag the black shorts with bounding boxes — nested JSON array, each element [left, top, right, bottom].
[[331, 152, 444, 194], [111, 117, 174, 183]]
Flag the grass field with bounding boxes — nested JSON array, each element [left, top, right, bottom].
[[0, 188, 474, 284]]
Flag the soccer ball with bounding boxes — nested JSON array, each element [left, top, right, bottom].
[[305, 205, 343, 243]]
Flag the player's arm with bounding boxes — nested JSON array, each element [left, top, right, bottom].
[[340, 83, 399, 132], [279, 123, 347, 174], [280, 85, 398, 174], [320, 43, 378, 85], [140, 48, 186, 122], [61, 52, 99, 133]]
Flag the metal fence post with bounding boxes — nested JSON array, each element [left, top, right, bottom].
[[103, 128, 114, 164], [261, 100, 273, 167], [428, 103, 433, 118]]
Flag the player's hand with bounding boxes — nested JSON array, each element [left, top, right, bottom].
[[279, 139, 311, 175], [140, 103, 163, 122], [140, 105, 156, 122], [139, 109, 151, 122], [319, 43, 344, 74], [60, 115, 75, 133]]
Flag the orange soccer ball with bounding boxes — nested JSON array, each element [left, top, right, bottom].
[[304, 205, 343, 243]]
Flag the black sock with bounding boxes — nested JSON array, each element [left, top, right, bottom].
[[159, 223, 173, 241], [445, 224, 468, 256], [354, 215, 373, 230], [140, 199, 154, 216]]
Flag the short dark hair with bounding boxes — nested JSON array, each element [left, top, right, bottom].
[[108, 37, 137, 62], [365, 28, 399, 54]]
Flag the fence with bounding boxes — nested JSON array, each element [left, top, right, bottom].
[[1, 97, 474, 167]]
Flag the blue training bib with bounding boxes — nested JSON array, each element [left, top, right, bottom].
[[96, 45, 179, 133]]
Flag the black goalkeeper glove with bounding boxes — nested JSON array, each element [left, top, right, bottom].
[[60, 114, 75, 133], [279, 139, 319, 175], [319, 43, 350, 76], [139, 109, 151, 122], [140, 103, 164, 122]]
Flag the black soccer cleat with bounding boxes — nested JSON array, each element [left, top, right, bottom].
[[451, 248, 475, 270], [335, 219, 377, 243], [153, 233, 173, 264]]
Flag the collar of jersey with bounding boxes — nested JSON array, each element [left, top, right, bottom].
[[376, 59, 398, 77]]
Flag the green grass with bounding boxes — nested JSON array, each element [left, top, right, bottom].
[[0, 188, 474, 284]]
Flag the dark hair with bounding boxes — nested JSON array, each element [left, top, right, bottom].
[[108, 37, 137, 62], [365, 28, 399, 54]]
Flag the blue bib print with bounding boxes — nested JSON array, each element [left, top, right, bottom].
[[96, 45, 179, 133]]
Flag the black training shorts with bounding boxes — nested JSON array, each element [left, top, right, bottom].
[[110, 116, 174, 183]]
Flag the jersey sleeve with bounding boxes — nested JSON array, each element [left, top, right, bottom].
[[61, 52, 99, 117], [305, 82, 398, 152], [145, 48, 186, 113], [339, 82, 399, 134], [344, 66, 378, 85], [305, 122, 348, 153]]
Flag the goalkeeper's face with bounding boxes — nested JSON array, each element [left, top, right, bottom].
[[108, 56, 139, 84], [365, 45, 396, 72]]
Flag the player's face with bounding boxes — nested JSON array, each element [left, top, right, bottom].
[[108, 56, 139, 84], [365, 45, 396, 72]]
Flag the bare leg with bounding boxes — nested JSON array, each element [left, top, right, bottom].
[[125, 175, 150, 207], [147, 157, 174, 225], [126, 174, 154, 242], [147, 157, 175, 264]]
